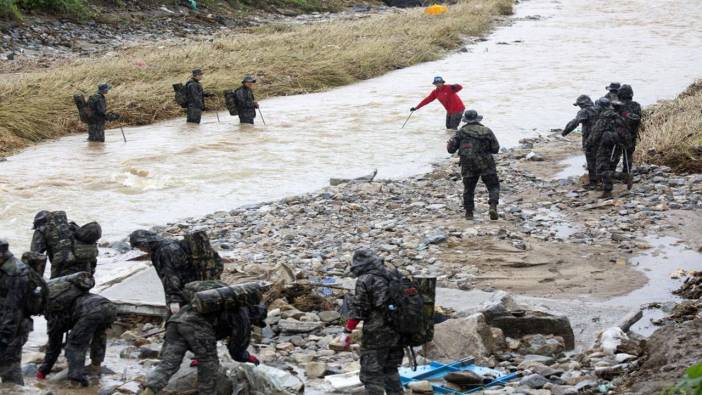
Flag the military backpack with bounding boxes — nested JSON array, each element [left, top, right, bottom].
[[73, 94, 95, 123], [224, 89, 239, 115], [44, 211, 76, 271], [183, 231, 223, 281], [184, 281, 263, 314], [73, 222, 101, 264], [45, 271, 95, 313], [173, 83, 189, 108], [382, 270, 433, 347]]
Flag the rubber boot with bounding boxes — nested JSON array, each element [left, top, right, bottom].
[[86, 362, 101, 375], [465, 210, 474, 220], [489, 203, 498, 220]]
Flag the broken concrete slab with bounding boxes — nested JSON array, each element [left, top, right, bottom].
[[486, 312, 575, 350], [425, 313, 498, 361]]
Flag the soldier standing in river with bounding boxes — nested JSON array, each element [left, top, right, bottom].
[[447, 110, 501, 220], [604, 82, 621, 102], [411, 76, 466, 130], [562, 94, 599, 188], [185, 69, 214, 124], [0, 239, 46, 385], [86, 84, 120, 142], [342, 248, 404, 395], [233, 75, 259, 124]]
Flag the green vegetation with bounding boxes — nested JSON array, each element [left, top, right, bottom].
[[638, 80, 702, 173], [0, 0, 91, 20], [0, 0, 512, 153], [665, 362, 702, 395]]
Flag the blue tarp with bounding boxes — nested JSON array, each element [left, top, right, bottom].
[[399, 358, 519, 394]]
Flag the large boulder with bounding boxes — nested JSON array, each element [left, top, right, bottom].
[[162, 365, 234, 395], [485, 311, 575, 350], [425, 313, 499, 361]]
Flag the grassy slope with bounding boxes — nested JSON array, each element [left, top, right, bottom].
[[0, 0, 512, 153], [638, 80, 702, 173]]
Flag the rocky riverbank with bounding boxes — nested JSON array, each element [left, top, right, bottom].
[[15, 132, 702, 394]]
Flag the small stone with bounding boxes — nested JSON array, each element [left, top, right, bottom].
[[318, 311, 341, 323], [305, 361, 327, 378], [138, 347, 160, 360], [407, 380, 434, 393], [519, 373, 548, 389]]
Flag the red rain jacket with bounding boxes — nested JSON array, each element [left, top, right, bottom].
[[415, 84, 466, 114]]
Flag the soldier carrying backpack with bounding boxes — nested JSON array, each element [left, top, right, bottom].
[[342, 248, 428, 395], [447, 110, 501, 220], [73, 84, 120, 143], [175, 69, 214, 124], [30, 211, 102, 279]]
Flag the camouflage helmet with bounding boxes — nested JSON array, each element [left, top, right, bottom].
[[33, 210, 50, 229], [129, 229, 161, 250], [618, 84, 634, 100], [350, 248, 381, 277], [606, 82, 621, 92], [0, 239, 8, 255], [98, 83, 111, 93], [192, 68, 204, 77], [595, 97, 612, 109], [242, 75, 256, 84], [573, 94, 593, 107]]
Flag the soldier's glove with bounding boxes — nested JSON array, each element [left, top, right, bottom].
[[36, 371, 46, 380], [247, 355, 260, 365], [169, 303, 181, 314], [190, 358, 199, 367], [254, 102, 260, 109], [410, 107, 416, 112]]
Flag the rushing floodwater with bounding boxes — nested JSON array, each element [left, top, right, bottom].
[[2, 0, 702, 251]]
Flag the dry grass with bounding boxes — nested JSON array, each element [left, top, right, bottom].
[[0, 0, 512, 153], [638, 80, 702, 173]]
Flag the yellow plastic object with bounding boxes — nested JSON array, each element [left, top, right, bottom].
[[424, 4, 448, 15]]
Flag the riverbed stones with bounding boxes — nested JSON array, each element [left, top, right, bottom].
[[519, 373, 548, 388], [305, 361, 327, 378], [278, 318, 323, 333]]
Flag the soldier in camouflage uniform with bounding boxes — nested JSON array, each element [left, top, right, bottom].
[[86, 84, 120, 142], [610, 84, 642, 176], [30, 211, 98, 278], [446, 110, 501, 220], [37, 292, 116, 386], [604, 82, 621, 102], [233, 75, 259, 124], [0, 239, 46, 385], [588, 98, 627, 198], [562, 95, 599, 187], [141, 302, 266, 395], [185, 69, 214, 124], [342, 248, 404, 395], [129, 229, 222, 315]]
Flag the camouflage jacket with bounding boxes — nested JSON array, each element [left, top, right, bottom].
[[621, 99, 642, 141], [447, 122, 500, 175], [588, 109, 627, 149], [234, 86, 256, 118], [563, 106, 598, 141], [349, 261, 399, 350], [168, 305, 254, 362], [0, 255, 38, 351], [186, 79, 205, 110], [151, 239, 198, 305]]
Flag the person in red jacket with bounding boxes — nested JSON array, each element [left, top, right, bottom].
[[411, 76, 466, 130]]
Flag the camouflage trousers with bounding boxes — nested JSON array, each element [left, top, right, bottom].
[[446, 112, 462, 130], [146, 322, 219, 394], [359, 347, 405, 395], [87, 122, 106, 142], [584, 144, 598, 185], [462, 170, 500, 212], [238, 110, 256, 125], [66, 305, 116, 381], [187, 106, 203, 124], [0, 320, 31, 385], [596, 142, 616, 192]]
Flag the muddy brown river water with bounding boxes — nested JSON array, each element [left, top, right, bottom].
[[2, 0, 702, 251]]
